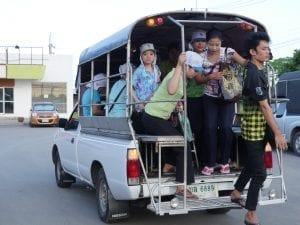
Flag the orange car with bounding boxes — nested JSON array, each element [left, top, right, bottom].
[[29, 102, 59, 127]]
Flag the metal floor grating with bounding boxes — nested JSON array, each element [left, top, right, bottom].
[[147, 196, 241, 215]]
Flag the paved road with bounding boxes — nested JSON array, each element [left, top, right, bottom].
[[0, 125, 299, 225]]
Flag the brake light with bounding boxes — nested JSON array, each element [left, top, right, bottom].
[[155, 17, 164, 26], [127, 148, 140, 185], [264, 142, 273, 169], [145, 17, 164, 27]]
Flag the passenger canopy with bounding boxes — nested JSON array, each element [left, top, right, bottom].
[[78, 11, 266, 66]]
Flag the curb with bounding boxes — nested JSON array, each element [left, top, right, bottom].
[[0, 118, 29, 126]]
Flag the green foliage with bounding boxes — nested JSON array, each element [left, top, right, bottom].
[[270, 57, 292, 76], [292, 49, 300, 70], [270, 49, 300, 76]]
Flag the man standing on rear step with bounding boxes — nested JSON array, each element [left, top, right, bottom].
[[230, 32, 288, 225]]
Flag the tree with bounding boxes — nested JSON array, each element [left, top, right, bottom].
[[292, 49, 300, 71], [271, 57, 292, 76], [271, 49, 300, 76]]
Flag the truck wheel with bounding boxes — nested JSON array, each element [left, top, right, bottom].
[[206, 208, 231, 214], [292, 131, 300, 156], [54, 154, 74, 188], [206, 190, 231, 214], [95, 169, 129, 223]]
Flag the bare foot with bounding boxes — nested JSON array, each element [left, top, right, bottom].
[[230, 189, 245, 207], [230, 189, 242, 199], [163, 163, 175, 173], [245, 211, 260, 225]]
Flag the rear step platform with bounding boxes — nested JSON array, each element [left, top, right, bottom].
[[147, 196, 241, 215]]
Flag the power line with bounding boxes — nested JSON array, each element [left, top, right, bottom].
[[213, 0, 251, 9], [272, 37, 300, 49], [271, 27, 300, 39], [212, 0, 267, 10]]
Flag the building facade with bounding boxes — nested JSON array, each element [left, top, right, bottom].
[[0, 46, 74, 119]]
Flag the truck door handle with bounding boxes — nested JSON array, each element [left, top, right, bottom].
[[71, 138, 75, 143]]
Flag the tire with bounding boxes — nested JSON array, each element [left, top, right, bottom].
[[292, 131, 300, 156], [95, 169, 129, 223], [54, 154, 75, 188], [206, 190, 231, 214], [206, 208, 231, 214]]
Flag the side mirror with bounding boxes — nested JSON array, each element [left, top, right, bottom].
[[58, 118, 68, 128]]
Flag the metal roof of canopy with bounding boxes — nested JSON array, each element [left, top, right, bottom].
[[78, 10, 267, 65], [279, 70, 300, 80], [79, 25, 134, 65]]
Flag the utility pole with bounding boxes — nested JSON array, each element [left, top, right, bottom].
[[48, 32, 55, 54]]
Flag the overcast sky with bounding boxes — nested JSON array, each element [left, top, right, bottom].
[[1, 0, 299, 63]]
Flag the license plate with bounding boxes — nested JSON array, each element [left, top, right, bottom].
[[188, 183, 218, 198], [42, 119, 49, 123]]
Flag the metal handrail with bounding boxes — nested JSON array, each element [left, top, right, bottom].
[[0, 45, 44, 65]]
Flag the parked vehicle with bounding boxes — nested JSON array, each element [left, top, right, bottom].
[[52, 10, 286, 223], [30, 102, 59, 127], [275, 71, 300, 155]]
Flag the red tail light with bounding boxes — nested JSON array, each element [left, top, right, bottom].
[[155, 17, 164, 26], [127, 149, 140, 185], [264, 142, 273, 169], [127, 160, 140, 177]]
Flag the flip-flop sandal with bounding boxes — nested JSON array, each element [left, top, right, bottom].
[[162, 167, 176, 176], [175, 189, 199, 200], [163, 166, 176, 173], [231, 197, 246, 207]]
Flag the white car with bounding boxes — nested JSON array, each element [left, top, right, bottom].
[[276, 71, 300, 155], [274, 100, 300, 155]]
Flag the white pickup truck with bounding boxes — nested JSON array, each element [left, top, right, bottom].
[[52, 103, 286, 223], [274, 100, 300, 155], [275, 71, 300, 156], [52, 10, 287, 223]]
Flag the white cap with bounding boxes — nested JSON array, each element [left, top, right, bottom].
[[140, 43, 155, 54], [86, 73, 106, 89]]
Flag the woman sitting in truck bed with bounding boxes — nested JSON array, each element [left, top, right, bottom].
[[141, 51, 203, 199]]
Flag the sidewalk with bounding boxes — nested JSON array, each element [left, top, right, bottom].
[[0, 117, 28, 126]]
